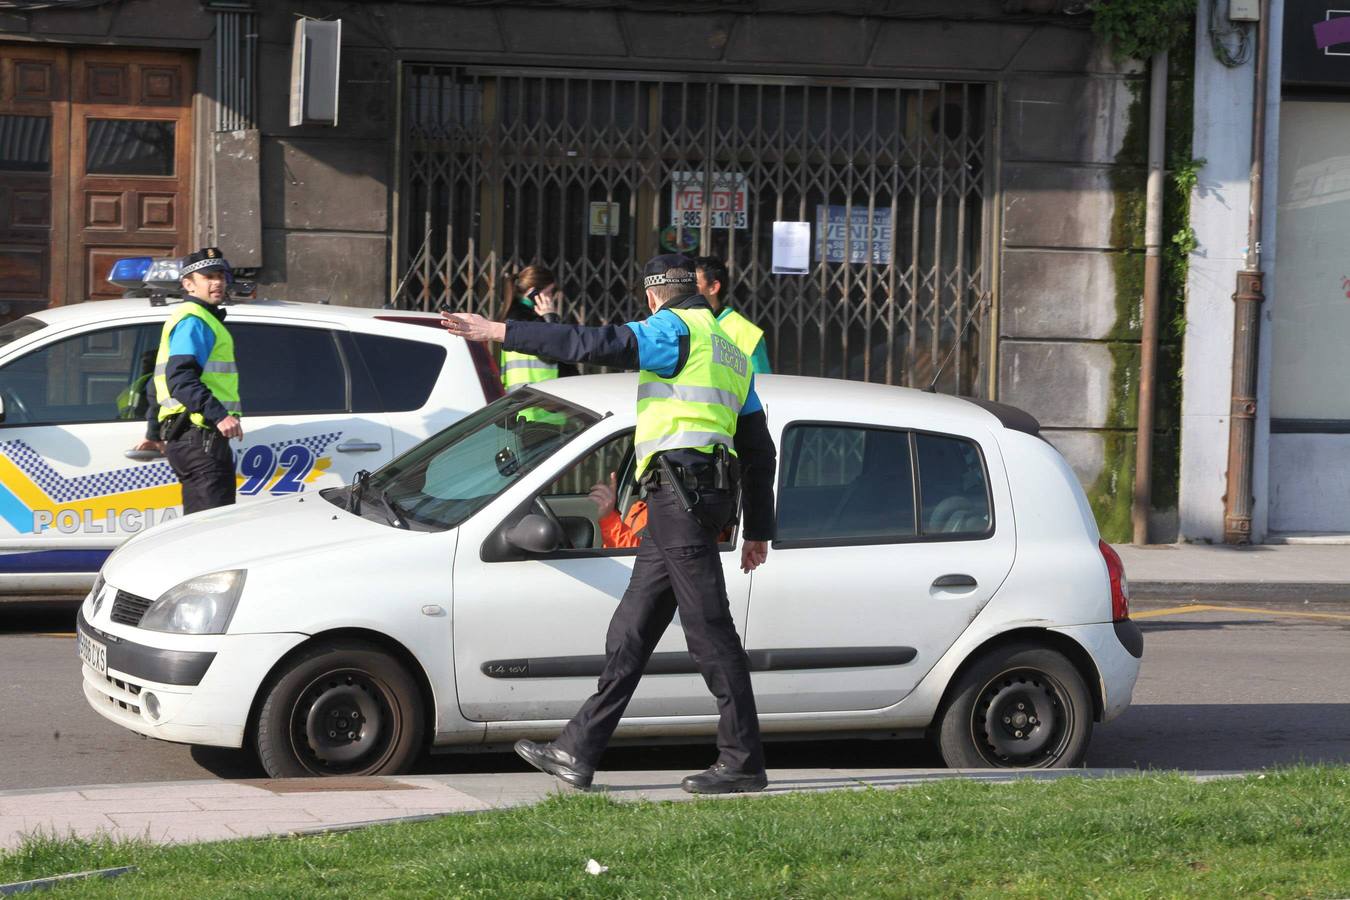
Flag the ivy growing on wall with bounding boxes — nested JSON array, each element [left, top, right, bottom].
[[1092, 0, 1199, 60]]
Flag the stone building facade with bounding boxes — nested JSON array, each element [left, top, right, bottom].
[[1, 0, 1165, 537]]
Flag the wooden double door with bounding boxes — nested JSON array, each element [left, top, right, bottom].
[[0, 45, 193, 321]]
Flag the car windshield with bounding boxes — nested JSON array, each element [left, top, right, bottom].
[[0, 317, 46, 350], [326, 389, 598, 532]]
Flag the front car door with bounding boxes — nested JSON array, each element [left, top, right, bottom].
[[0, 315, 166, 579], [451, 411, 753, 730], [744, 418, 1016, 714]]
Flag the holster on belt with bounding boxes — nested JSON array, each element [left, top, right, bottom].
[[162, 411, 192, 442]]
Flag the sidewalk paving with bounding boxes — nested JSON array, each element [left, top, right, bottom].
[[1114, 542, 1350, 601], [0, 768, 1240, 853]]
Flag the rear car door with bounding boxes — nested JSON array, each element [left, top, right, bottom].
[[744, 421, 1015, 714], [228, 318, 395, 501]]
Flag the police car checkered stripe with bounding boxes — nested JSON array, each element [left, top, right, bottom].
[[0, 440, 177, 503], [0, 431, 342, 504]]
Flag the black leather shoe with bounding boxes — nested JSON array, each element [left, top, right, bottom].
[[681, 763, 768, 795], [513, 740, 594, 790]]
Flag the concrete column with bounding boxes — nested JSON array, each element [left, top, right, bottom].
[[1179, 12, 1255, 542]]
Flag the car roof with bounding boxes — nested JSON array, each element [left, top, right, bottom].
[[26, 298, 442, 327], [534, 372, 1018, 432]]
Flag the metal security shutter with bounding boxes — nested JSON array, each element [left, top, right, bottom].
[[398, 65, 992, 395]]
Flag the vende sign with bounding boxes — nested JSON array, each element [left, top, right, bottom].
[[671, 172, 748, 229]]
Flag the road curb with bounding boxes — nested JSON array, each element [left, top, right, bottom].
[[1132, 581, 1350, 603]]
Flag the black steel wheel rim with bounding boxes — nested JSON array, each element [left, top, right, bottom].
[[288, 667, 401, 776], [969, 666, 1075, 767]]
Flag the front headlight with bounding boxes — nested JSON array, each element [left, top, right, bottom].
[[139, 570, 246, 635]]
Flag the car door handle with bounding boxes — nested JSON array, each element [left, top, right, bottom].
[[124, 449, 163, 461], [336, 441, 382, 453], [931, 574, 978, 589]]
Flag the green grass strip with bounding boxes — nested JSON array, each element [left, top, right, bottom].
[[1, 767, 1347, 898]]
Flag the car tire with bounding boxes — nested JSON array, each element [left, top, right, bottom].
[[934, 642, 1093, 769], [254, 639, 425, 778]]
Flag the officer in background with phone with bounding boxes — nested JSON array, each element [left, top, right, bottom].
[[494, 264, 576, 390], [154, 248, 244, 514]]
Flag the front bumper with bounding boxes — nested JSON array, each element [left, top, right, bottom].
[[77, 610, 306, 748]]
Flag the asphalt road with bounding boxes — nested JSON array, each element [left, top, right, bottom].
[[1, 595, 1346, 790]]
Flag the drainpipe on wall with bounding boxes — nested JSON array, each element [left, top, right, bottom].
[[1132, 50, 1169, 545], [1223, 0, 1271, 544]]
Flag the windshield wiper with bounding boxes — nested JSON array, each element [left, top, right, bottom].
[[381, 488, 409, 530], [349, 469, 371, 515]]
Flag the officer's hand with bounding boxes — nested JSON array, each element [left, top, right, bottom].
[[588, 471, 618, 517], [740, 540, 769, 573], [217, 415, 243, 440], [132, 439, 165, 453], [440, 312, 506, 343]]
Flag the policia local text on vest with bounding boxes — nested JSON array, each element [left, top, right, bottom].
[[152, 248, 244, 514], [440, 254, 778, 796]]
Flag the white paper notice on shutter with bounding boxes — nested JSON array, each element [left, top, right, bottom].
[[771, 221, 811, 275]]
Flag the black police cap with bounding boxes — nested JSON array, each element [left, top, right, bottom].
[[642, 253, 697, 290], [181, 247, 231, 277]]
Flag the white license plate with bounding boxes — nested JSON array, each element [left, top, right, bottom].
[[78, 630, 107, 675]]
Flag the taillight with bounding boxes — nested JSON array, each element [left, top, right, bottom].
[[466, 340, 504, 402], [1099, 540, 1130, 621]]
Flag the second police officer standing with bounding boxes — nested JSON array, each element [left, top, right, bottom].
[[153, 248, 244, 514], [441, 253, 777, 794], [694, 256, 771, 374]]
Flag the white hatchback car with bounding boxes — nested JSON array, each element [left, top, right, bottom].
[[0, 298, 499, 597], [77, 375, 1142, 775]]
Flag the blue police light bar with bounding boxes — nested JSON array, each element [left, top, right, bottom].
[[143, 257, 183, 288], [107, 257, 153, 290]]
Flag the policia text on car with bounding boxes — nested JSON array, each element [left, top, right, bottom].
[[152, 248, 244, 513], [441, 254, 777, 795]]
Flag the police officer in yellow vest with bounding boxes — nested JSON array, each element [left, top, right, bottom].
[[441, 254, 777, 795], [695, 256, 771, 374], [153, 248, 243, 514]]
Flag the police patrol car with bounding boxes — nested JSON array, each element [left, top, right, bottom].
[[78, 374, 1141, 776], [0, 255, 501, 596]]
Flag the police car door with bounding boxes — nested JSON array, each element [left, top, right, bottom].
[[226, 316, 396, 511], [0, 314, 169, 586], [743, 421, 1016, 714], [452, 425, 755, 728]]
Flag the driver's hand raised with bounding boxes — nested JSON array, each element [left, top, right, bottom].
[[588, 471, 618, 518]]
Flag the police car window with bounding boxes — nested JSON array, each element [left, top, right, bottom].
[[776, 424, 916, 543], [232, 324, 347, 415], [349, 333, 445, 413], [915, 433, 992, 537], [0, 323, 160, 426], [0, 317, 46, 350], [348, 390, 596, 532]]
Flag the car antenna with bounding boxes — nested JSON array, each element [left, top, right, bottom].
[[926, 291, 991, 394]]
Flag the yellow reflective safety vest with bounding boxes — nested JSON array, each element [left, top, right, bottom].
[[716, 308, 764, 361], [500, 349, 559, 391], [634, 308, 751, 477], [154, 302, 241, 427]]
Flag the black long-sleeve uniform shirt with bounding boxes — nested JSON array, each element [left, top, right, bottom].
[[503, 293, 777, 541]]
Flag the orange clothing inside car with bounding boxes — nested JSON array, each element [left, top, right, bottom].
[[600, 502, 648, 548]]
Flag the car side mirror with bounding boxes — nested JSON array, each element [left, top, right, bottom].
[[503, 514, 561, 554]]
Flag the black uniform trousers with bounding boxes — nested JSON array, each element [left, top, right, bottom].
[[164, 427, 236, 514], [553, 481, 765, 774]]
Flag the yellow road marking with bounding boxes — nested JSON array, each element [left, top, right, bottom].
[[1133, 603, 1350, 622], [1132, 604, 1212, 619], [38, 632, 75, 638]]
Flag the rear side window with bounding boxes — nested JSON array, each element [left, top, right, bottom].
[[233, 324, 347, 415], [350, 333, 445, 413], [776, 424, 915, 544], [915, 433, 992, 537]]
